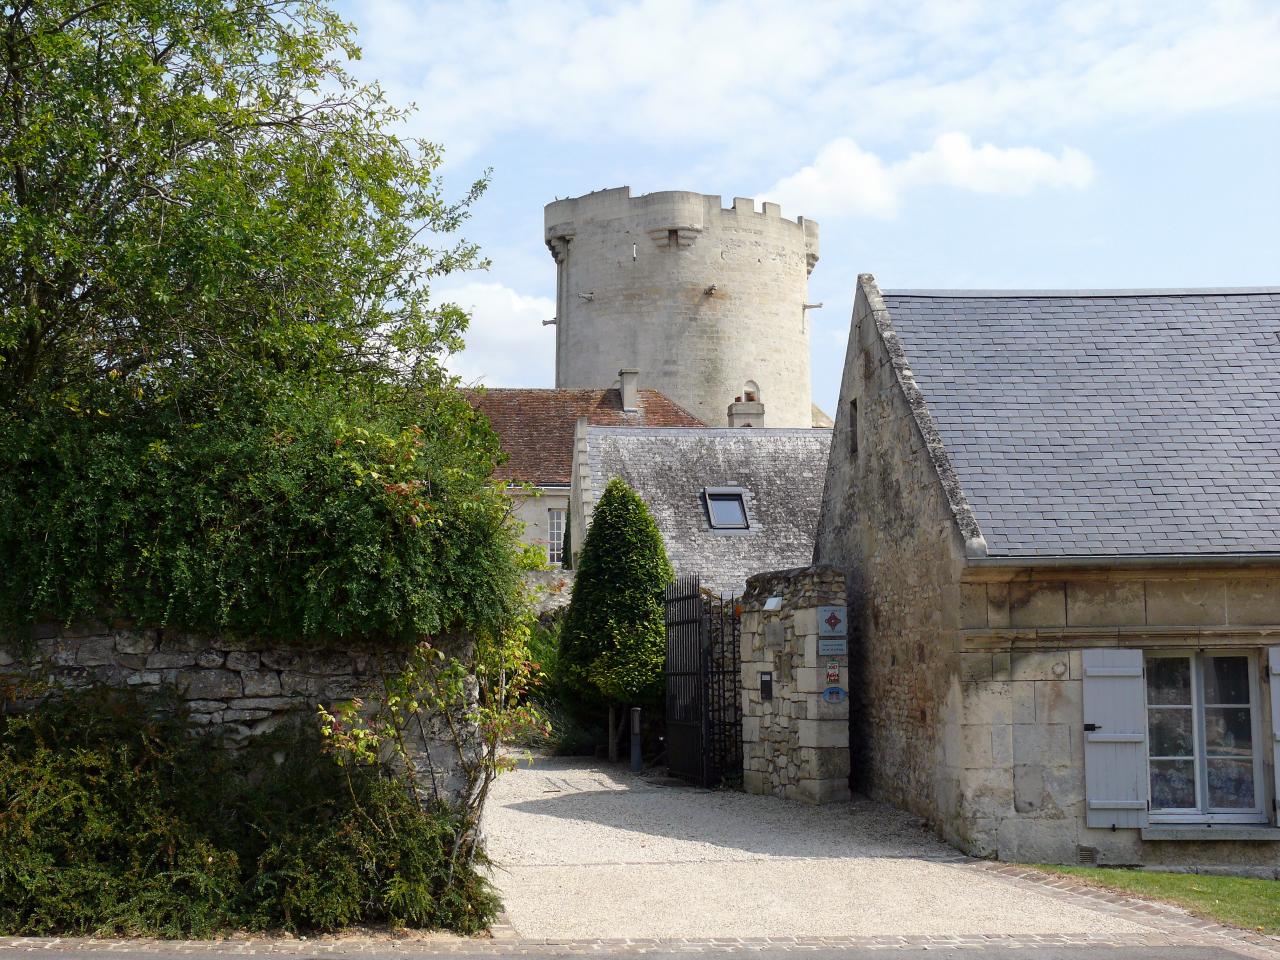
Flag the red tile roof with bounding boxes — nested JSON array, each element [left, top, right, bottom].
[[466, 388, 705, 486]]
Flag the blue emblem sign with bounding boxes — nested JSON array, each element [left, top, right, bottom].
[[821, 686, 847, 704]]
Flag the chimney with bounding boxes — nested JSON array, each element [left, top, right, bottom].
[[727, 397, 765, 427], [618, 368, 639, 412]]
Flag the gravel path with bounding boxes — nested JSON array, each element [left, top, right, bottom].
[[483, 755, 1159, 940]]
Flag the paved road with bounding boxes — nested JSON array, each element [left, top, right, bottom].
[[2, 756, 1275, 958], [0, 944, 1263, 959], [483, 757, 1162, 941]]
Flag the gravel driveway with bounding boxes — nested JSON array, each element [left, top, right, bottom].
[[482, 755, 1157, 940]]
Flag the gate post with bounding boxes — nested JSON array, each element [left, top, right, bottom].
[[740, 566, 850, 803]]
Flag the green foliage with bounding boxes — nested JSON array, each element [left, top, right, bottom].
[[0, 688, 499, 937], [0, 0, 521, 643], [517, 612, 595, 754], [0, 388, 520, 644], [560, 478, 673, 706], [318, 622, 549, 867]]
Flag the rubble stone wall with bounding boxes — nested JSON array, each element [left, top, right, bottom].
[[0, 622, 412, 743], [740, 565, 851, 803]]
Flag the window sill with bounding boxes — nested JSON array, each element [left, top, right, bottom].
[[1142, 825, 1280, 842]]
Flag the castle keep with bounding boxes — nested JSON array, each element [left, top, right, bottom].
[[545, 187, 821, 429]]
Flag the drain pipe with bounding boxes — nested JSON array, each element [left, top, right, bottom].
[[630, 707, 643, 773]]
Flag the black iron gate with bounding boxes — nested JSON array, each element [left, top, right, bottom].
[[663, 575, 742, 788]]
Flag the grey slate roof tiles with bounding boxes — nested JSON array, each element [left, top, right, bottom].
[[587, 426, 831, 596], [880, 289, 1280, 557]]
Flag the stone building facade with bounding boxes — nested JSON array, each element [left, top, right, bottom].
[[544, 187, 821, 429], [814, 276, 1280, 870]]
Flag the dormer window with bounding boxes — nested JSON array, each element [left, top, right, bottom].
[[703, 486, 749, 529]]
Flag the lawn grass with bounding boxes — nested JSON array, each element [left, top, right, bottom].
[[1034, 865, 1280, 934]]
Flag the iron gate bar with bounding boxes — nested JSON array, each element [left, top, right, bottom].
[[664, 576, 743, 788]]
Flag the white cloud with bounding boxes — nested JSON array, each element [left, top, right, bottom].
[[897, 133, 1094, 195], [344, 0, 1280, 163], [440, 281, 556, 387], [762, 133, 1094, 220], [760, 139, 898, 218]]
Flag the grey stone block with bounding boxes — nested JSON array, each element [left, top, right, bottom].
[[261, 650, 302, 671], [76, 637, 117, 666], [225, 651, 261, 672], [242, 671, 282, 696], [1066, 581, 1145, 626], [179, 669, 242, 700], [146, 651, 195, 669], [113, 630, 156, 655]]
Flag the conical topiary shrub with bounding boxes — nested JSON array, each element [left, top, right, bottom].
[[559, 478, 673, 754]]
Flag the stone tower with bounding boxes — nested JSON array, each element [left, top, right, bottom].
[[544, 187, 819, 428]]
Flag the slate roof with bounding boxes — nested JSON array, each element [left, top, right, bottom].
[[586, 426, 831, 595], [466, 388, 703, 486], [880, 288, 1280, 557]]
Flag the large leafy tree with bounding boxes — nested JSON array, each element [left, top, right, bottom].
[[0, 0, 519, 642], [560, 478, 673, 747]]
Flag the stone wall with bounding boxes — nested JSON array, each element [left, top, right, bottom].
[[812, 277, 968, 829], [524, 567, 574, 614], [2, 624, 480, 804], [740, 566, 851, 803], [545, 187, 819, 428], [956, 567, 1280, 870], [0, 622, 416, 744]]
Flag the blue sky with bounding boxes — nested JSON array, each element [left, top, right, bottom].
[[332, 0, 1280, 416]]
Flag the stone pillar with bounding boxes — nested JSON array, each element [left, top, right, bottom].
[[740, 566, 850, 803]]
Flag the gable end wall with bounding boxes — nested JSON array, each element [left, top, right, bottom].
[[814, 276, 972, 840]]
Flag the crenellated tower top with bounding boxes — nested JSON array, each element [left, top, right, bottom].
[[544, 187, 820, 428]]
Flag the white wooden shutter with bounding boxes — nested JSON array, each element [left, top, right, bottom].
[[1268, 648, 1280, 826], [1082, 648, 1149, 829]]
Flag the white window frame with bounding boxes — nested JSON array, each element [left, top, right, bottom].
[[547, 508, 565, 566], [1145, 649, 1266, 824]]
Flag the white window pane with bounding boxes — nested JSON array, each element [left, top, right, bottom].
[[547, 509, 564, 565], [1207, 758, 1256, 809], [708, 494, 746, 527], [1150, 759, 1197, 809], [1146, 656, 1192, 705], [1204, 707, 1253, 758], [1148, 707, 1194, 758], [1203, 656, 1250, 705]]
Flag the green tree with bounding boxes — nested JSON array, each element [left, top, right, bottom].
[[560, 478, 673, 754], [0, 0, 519, 642]]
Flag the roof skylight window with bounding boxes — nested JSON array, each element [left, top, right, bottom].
[[704, 487, 749, 530]]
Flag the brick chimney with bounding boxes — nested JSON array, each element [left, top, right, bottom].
[[618, 368, 639, 412], [727, 396, 765, 427]]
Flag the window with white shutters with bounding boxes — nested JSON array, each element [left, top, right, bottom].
[[1082, 649, 1149, 829]]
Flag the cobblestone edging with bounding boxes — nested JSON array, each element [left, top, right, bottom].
[[964, 861, 1280, 957], [4, 869, 1280, 960], [0, 930, 1274, 955]]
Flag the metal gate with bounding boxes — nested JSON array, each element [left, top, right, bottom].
[[663, 575, 742, 788]]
